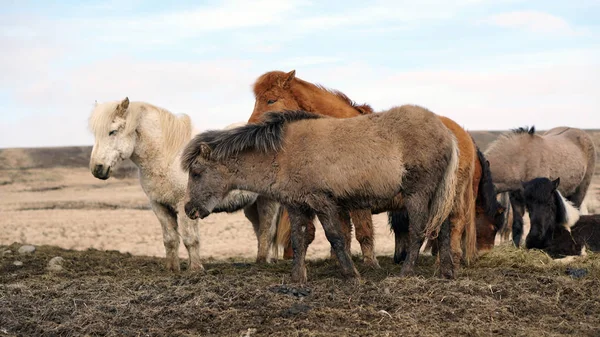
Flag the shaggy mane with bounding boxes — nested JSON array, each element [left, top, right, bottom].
[[315, 85, 374, 115], [475, 145, 504, 226], [252, 70, 374, 116], [511, 126, 535, 135], [89, 100, 191, 162], [182, 110, 323, 170], [486, 125, 537, 155]]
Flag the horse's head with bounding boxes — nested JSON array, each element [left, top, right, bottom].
[[475, 204, 507, 252], [523, 177, 561, 249], [181, 140, 231, 220], [89, 97, 137, 180], [249, 70, 300, 123]]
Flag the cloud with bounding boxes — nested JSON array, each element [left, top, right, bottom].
[[485, 11, 583, 35]]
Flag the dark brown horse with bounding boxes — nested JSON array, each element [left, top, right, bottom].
[[182, 108, 460, 282], [522, 177, 599, 258]]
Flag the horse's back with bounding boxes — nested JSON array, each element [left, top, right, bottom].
[[278, 105, 454, 196], [544, 127, 596, 175]]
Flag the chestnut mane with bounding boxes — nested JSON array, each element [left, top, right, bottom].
[[252, 71, 374, 116]]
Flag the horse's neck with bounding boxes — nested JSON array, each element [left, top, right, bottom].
[[295, 81, 358, 117], [227, 152, 278, 196], [130, 112, 184, 175]]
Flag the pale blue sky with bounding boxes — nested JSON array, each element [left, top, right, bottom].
[[1, 0, 599, 148]]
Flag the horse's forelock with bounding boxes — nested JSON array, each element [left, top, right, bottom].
[[88, 101, 121, 135], [252, 71, 289, 97], [181, 134, 206, 172]]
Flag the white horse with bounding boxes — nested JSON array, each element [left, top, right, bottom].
[[88, 97, 259, 271]]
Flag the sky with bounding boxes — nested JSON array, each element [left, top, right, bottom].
[[1, 0, 599, 148]]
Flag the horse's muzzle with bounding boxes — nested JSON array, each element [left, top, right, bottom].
[[185, 202, 210, 220], [92, 164, 111, 180]]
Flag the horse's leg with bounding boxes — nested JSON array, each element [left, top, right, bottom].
[[389, 209, 409, 264], [510, 193, 525, 247], [286, 207, 313, 284], [400, 198, 428, 277], [178, 204, 203, 271], [438, 218, 454, 279], [449, 191, 467, 272], [242, 200, 260, 237], [282, 208, 316, 260], [330, 211, 353, 260], [151, 201, 181, 272], [317, 206, 360, 280], [351, 209, 380, 268], [254, 197, 280, 264]]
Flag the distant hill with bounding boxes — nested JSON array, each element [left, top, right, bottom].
[[1, 129, 599, 178]]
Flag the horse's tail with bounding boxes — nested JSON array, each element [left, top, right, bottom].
[[424, 135, 460, 238], [274, 207, 291, 258]]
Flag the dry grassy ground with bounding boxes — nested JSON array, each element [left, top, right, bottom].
[[1, 244, 599, 336], [0, 129, 599, 336]]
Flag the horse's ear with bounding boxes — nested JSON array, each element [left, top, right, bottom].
[[552, 177, 560, 190], [199, 143, 212, 160], [117, 97, 130, 116], [282, 70, 296, 88]]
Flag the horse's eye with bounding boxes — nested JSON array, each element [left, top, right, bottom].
[[267, 99, 277, 105], [109, 130, 117, 136]]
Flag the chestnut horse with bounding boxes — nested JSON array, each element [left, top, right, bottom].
[[248, 70, 379, 268], [249, 70, 504, 272]]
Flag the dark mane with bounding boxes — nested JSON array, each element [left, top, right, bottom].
[[475, 145, 504, 226], [316, 85, 374, 115], [511, 126, 535, 135], [181, 110, 323, 169]]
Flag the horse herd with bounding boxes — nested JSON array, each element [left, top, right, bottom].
[[88, 70, 599, 283]]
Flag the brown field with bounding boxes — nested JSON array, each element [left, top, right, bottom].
[[1, 130, 599, 336]]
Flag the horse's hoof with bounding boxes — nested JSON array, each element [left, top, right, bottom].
[[291, 268, 308, 284], [166, 260, 181, 272], [441, 268, 455, 279], [255, 257, 269, 265], [188, 262, 205, 272], [399, 268, 414, 278], [363, 258, 381, 269]]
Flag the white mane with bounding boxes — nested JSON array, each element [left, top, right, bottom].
[[89, 100, 192, 161], [556, 190, 581, 230]]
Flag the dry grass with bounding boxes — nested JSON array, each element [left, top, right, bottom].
[[1, 243, 599, 337]]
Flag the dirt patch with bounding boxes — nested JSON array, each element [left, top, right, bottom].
[[17, 201, 151, 211], [1, 243, 599, 337]]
